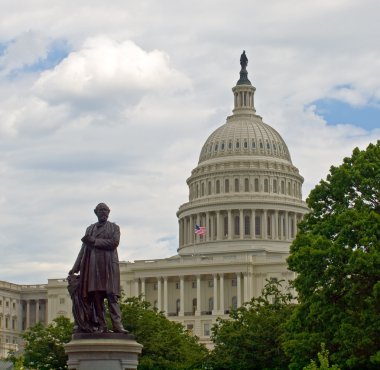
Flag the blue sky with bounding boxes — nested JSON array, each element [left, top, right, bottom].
[[313, 98, 380, 131], [0, 0, 379, 284]]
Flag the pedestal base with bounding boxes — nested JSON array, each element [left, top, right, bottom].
[[65, 333, 143, 370]]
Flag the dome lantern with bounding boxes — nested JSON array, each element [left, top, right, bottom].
[[232, 50, 256, 114]]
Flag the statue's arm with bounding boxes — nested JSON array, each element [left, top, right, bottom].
[[93, 225, 120, 251]]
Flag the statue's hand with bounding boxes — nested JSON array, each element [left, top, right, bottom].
[[81, 235, 95, 245]]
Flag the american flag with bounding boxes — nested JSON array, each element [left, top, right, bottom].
[[194, 224, 206, 236]]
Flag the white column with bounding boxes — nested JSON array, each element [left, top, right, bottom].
[[251, 209, 256, 238], [141, 278, 146, 298], [240, 209, 244, 239], [275, 210, 279, 240], [134, 279, 140, 296], [213, 274, 218, 314], [26, 300, 30, 328], [263, 209, 267, 239], [157, 277, 162, 311], [216, 211, 221, 240], [285, 211, 289, 240], [219, 273, 224, 314], [228, 210, 232, 240], [293, 213, 298, 238], [163, 276, 168, 315], [196, 275, 201, 316], [237, 273, 242, 307], [179, 275, 185, 316], [35, 300, 39, 324], [243, 273, 249, 302], [189, 216, 193, 244]]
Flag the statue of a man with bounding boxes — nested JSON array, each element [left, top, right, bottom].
[[68, 203, 128, 334], [240, 50, 248, 70]]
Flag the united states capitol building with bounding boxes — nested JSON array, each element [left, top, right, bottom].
[[0, 55, 308, 355]]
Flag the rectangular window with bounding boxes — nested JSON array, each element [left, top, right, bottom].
[[175, 282, 180, 289], [12, 302, 16, 309], [192, 281, 197, 288], [231, 279, 237, 287], [208, 280, 214, 288], [5, 317, 9, 329], [204, 323, 210, 336], [59, 298, 65, 305], [6, 301, 9, 307], [153, 283, 158, 290]]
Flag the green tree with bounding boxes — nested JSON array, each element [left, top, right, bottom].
[[284, 141, 380, 369], [304, 344, 341, 370], [8, 316, 73, 370], [205, 280, 294, 370], [120, 296, 207, 370]]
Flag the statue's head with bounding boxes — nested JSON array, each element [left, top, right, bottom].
[[94, 203, 110, 223]]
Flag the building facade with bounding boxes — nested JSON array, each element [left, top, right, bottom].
[[0, 56, 308, 354]]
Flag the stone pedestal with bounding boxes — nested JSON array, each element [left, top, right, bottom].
[[65, 333, 143, 370]]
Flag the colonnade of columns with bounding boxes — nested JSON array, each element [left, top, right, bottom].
[[179, 209, 301, 246], [22, 299, 47, 329], [133, 272, 268, 317]]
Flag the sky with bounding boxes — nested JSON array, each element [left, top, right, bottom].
[[0, 0, 379, 284]]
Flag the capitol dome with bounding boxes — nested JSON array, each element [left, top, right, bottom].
[[176, 52, 308, 257]]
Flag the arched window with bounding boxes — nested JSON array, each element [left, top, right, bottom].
[[201, 183, 205, 196], [176, 299, 180, 315], [208, 297, 214, 311], [254, 178, 259, 192], [244, 178, 249, 192], [232, 296, 237, 309], [216, 180, 220, 194], [251, 139, 256, 149], [268, 215, 271, 237], [264, 179, 269, 192], [208, 181, 211, 195], [221, 141, 225, 150], [224, 215, 228, 237], [244, 215, 250, 235], [244, 140, 248, 149], [234, 178, 239, 192], [259, 140, 263, 149], [228, 140, 232, 149], [288, 182, 291, 195], [225, 179, 229, 193], [281, 181, 285, 194], [255, 215, 261, 236], [273, 179, 277, 193], [234, 215, 240, 235], [236, 140, 240, 149], [196, 184, 199, 198]]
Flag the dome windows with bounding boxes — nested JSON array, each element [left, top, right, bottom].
[[214, 143, 218, 152], [244, 140, 248, 149], [235, 140, 240, 149], [251, 139, 256, 149], [221, 142, 225, 150], [228, 141, 233, 150]]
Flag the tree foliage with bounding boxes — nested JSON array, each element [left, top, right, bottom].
[[8, 316, 73, 370], [303, 344, 341, 370], [284, 141, 380, 369], [120, 296, 207, 370], [205, 280, 294, 370]]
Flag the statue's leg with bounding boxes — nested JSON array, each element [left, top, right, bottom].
[[108, 294, 128, 333], [92, 291, 107, 332]]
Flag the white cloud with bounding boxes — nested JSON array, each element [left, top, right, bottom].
[[34, 37, 191, 110]]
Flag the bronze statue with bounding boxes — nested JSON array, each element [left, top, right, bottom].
[[68, 203, 128, 334], [240, 50, 248, 70]]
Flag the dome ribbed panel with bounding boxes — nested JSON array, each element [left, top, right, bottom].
[[198, 118, 292, 164]]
